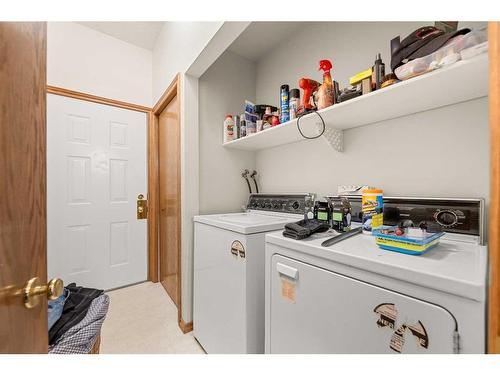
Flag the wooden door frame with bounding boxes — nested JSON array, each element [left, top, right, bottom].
[[151, 74, 187, 331], [489, 21, 500, 354], [45, 85, 159, 283]]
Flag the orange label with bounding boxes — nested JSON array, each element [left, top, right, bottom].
[[281, 278, 296, 302]]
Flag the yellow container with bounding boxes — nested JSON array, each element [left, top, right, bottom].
[[362, 188, 383, 234]]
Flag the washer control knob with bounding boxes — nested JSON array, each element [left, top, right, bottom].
[[292, 201, 300, 210], [434, 210, 459, 227]]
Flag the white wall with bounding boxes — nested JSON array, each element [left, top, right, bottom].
[[253, 22, 489, 203], [179, 73, 200, 323], [151, 22, 249, 323], [256, 22, 487, 105], [179, 51, 256, 323], [256, 98, 489, 198], [47, 22, 153, 107], [152, 22, 222, 103], [199, 51, 257, 214]]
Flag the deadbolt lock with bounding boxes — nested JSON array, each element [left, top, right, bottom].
[[137, 194, 148, 219]]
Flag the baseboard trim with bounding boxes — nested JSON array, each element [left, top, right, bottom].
[[179, 319, 193, 334]]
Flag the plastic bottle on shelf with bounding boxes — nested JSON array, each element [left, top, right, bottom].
[[317, 60, 335, 110], [289, 88, 300, 120], [234, 115, 240, 139], [372, 53, 385, 90], [223, 115, 234, 143], [256, 120, 264, 132], [247, 120, 256, 135], [240, 113, 247, 137]]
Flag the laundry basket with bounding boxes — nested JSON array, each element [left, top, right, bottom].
[[89, 333, 101, 354], [49, 293, 109, 354]]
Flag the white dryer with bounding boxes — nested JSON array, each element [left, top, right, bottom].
[[265, 197, 487, 354], [193, 193, 314, 354]]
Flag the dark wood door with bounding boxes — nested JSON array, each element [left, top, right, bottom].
[[0, 22, 48, 353], [158, 95, 181, 307]]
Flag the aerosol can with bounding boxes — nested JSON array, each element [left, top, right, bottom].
[[280, 84, 290, 123]]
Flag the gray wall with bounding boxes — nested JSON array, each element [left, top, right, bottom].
[[253, 22, 489, 203], [199, 50, 257, 214]]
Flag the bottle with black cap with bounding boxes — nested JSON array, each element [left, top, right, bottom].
[[372, 53, 385, 90]]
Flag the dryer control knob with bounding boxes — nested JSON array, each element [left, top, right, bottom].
[[435, 210, 459, 227]]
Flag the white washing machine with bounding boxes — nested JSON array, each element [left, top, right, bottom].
[[193, 193, 314, 354], [265, 197, 487, 354]]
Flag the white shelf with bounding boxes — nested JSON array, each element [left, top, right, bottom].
[[222, 53, 488, 152]]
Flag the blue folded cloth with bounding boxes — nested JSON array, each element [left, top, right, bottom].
[[48, 288, 69, 330]]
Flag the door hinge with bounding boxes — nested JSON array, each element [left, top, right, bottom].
[[453, 331, 460, 354]]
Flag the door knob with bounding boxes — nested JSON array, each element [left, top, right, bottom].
[[23, 277, 63, 309]]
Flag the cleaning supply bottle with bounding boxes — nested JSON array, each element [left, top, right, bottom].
[[240, 113, 247, 137], [234, 115, 240, 139], [223, 114, 234, 143], [280, 84, 290, 123], [317, 59, 334, 110], [289, 89, 300, 120], [372, 53, 385, 90]]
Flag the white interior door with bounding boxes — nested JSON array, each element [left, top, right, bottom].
[[47, 94, 148, 290]]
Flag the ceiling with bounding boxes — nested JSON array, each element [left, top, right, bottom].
[[77, 22, 165, 50]]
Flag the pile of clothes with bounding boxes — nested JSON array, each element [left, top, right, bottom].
[[48, 283, 109, 354]]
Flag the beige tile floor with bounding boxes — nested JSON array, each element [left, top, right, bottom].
[[100, 281, 205, 354]]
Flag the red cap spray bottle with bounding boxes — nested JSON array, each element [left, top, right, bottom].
[[317, 59, 334, 110]]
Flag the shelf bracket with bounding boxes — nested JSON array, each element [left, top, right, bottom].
[[316, 122, 343, 152]]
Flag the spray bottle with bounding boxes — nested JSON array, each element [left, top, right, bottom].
[[316, 59, 334, 110]]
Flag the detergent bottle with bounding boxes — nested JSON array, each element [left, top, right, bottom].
[[316, 59, 334, 110]]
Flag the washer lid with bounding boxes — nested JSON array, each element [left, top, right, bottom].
[[194, 212, 298, 234]]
